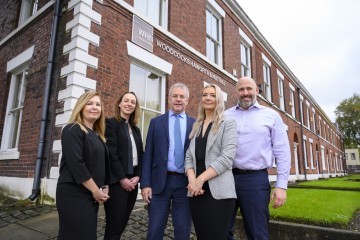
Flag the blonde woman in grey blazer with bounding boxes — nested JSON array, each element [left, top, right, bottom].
[[184, 84, 237, 240]]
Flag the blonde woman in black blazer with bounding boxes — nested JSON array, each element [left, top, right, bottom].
[[104, 92, 144, 239], [185, 84, 237, 240], [56, 91, 110, 240]]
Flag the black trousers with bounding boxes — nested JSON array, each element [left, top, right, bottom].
[[190, 187, 235, 240], [103, 182, 138, 240], [56, 183, 99, 240]]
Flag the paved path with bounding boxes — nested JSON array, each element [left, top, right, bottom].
[[0, 198, 198, 240]]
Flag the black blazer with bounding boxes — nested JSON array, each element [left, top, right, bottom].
[[105, 118, 144, 184], [58, 123, 111, 187]]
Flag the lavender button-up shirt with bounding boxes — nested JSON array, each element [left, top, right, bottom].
[[224, 101, 291, 189]]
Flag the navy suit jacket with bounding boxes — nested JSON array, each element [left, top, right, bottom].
[[140, 111, 195, 194]]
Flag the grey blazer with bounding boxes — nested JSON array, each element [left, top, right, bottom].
[[184, 118, 237, 200]]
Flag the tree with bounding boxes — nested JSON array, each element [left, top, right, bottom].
[[335, 93, 360, 148]]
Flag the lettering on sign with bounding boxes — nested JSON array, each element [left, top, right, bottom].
[[156, 39, 225, 85], [132, 15, 153, 52]]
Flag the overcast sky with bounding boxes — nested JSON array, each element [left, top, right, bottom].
[[237, 0, 360, 122]]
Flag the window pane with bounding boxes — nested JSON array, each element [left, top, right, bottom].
[[146, 73, 161, 111], [12, 73, 23, 109], [206, 38, 211, 60], [148, 0, 161, 24], [211, 15, 218, 40], [206, 10, 211, 35], [141, 110, 161, 147], [134, 0, 147, 16], [129, 64, 147, 107], [10, 110, 21, 148]]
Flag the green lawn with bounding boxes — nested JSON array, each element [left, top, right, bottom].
[[296, 174, 360, 190], [269, 175, 360, 228]]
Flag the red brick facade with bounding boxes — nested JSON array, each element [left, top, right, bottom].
[[0, 0, 345, 199]]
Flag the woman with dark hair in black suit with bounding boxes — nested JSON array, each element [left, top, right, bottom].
[[56, 91, 110, 240], [104, 92, 144, 239]]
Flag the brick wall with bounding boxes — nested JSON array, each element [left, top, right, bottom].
[[0, 7, 54, 178]]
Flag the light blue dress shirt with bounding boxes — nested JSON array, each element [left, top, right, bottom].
[[168, 110, 187, 172], [224, 101, 291, 189]]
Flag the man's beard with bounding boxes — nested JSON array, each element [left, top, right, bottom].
[[238, 96, 256, 109]]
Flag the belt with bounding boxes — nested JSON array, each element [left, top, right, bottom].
[[167, 171, 184, 175], [232, 168, 267, 175]]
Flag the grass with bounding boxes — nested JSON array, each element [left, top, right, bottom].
[[269, 188, 360, 228], [295, 174, 360, 190], [269, 175, 360, 228]]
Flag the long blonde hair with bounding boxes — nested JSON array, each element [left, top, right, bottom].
[[189, 84, 225, 139], [68, 91, 106, 142]]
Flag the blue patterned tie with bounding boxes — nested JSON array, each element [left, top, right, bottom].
[[174, 114, 183, 168]]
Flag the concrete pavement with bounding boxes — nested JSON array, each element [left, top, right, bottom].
[[0, 199, 197, 240]]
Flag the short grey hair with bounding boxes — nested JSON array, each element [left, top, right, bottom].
[[168, 83, 189, 98]]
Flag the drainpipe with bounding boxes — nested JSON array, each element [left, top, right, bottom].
[[297, 87, 307, 180], [29, 0, 61, 201]]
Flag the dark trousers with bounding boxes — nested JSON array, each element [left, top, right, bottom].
[[190, 187, 235, 240], [147, 174, 192, 240], [228, 170, 271, 240], [104, 182, 138, 240], [56, 183, 99, 240]]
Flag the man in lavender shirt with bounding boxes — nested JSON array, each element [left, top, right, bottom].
[[225, 77, 291, 240]]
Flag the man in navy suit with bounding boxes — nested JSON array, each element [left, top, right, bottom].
[[141, 83, 195, 240]]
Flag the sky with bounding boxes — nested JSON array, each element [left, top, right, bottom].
[[236, 0, 360, 122]]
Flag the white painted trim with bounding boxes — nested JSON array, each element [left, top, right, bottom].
[[71, 25, 100, 46], [207, 0, 226, 17], [239, 28, 253, 46], [60, 60, 88, 77], [113, 0, 237, 82], [303, 135, 307, 140], [63, 37, 90, 54], [69, 49, 98, 68], [306, 100, 310, 106], [66, 72, 97, 90], [7, 46, 35, 72], [262, 53, 271, 66], [299, 94, 304, 101], [66, 13, 92, 31], [289, 83, 295, 91], [127, 41, 172, 74], [312, 107, 315, 113], [73, 2, 101, 25], [309, 138, 313, 143], [277, 69, 284, 80], [0, 150, 20, 160]]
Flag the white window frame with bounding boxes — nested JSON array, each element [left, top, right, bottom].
[[239, 29, 252, 77], [0, 69, 27, 160], [133, 0, 168, 29], [321, 145, 326, 170], [318, 116, 322, 136], [306, 101, 310, 128], [303, 136, 308, 169], [1, 46, 34, 160], [18, 0, 39, 26], [289, 83, 296, 118], [299, 94, 304, 124], [206, 1, 224, 67], [309, 139, 315, 169], [127, 41, 171, 140], [262, 54, 272, 102], [312, 108, 316, 131], [277, 70, 285, 110]]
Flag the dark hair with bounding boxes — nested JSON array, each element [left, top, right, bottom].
[[113, 92, 140, 126]]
